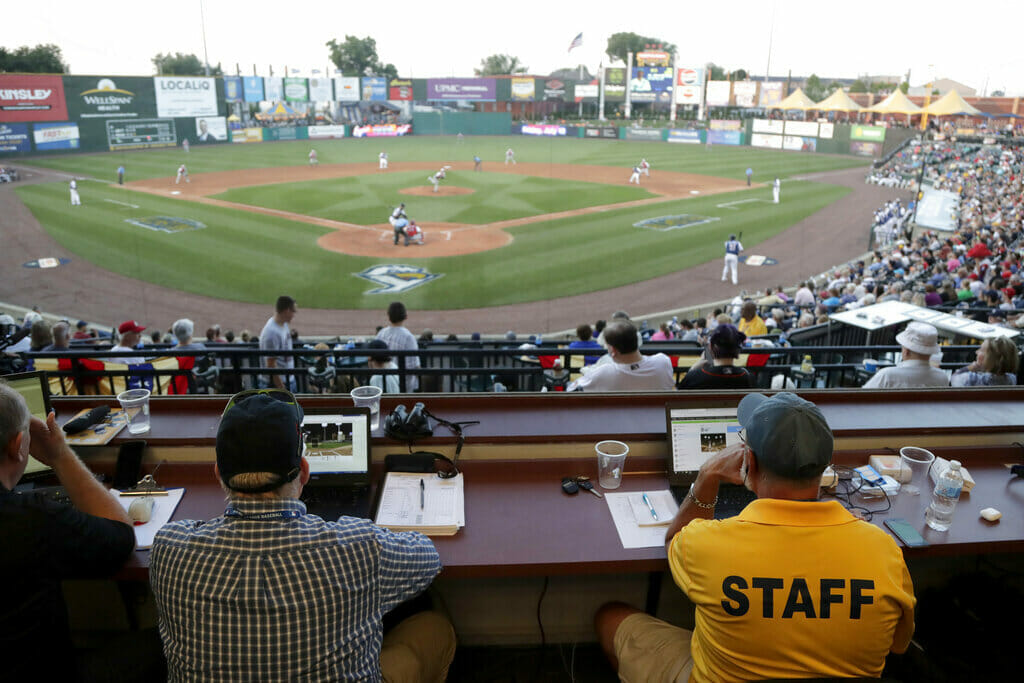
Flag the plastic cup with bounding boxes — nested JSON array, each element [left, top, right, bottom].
[[596, 440, 629, 489], [899, 446, 935, 496], [864, 359, 877, 373], [117, 388, 151, 435], [351, 385, 383, 431]]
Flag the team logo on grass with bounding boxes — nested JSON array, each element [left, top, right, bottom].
[[633, 214, 720, 232], [356, 265, 443, 294], [124, 216, 206, 234]]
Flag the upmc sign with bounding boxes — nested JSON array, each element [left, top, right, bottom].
[[0, 75, 68, 122]]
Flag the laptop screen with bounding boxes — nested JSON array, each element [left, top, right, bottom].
[[3, 371, 53, 480], [302, 410, 370, 476], [667, 405, 743, 475]]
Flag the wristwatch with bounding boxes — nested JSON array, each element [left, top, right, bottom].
[[688, 482, 718, 509]]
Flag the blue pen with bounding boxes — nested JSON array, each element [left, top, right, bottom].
[[642, 492, 658, 521]]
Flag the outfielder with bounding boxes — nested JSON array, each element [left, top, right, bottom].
[[722, 234, 744, 285], [505, 148, 515, 165], [639, 158, 650, 176], [175, 164, 189, 184], [428, 167, 448, 193], [379, 151, 388, 170], [773, 177, 781, 204], [629, 165, 641, 184], [309, 149, 318, 166], [389, 203, 408, 245], [69, 179, 81, 206]]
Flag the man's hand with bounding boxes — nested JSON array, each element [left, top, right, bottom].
[[665, 443, 748, 552], [28, 412, 72, 467], [698, 443, 747, 487]]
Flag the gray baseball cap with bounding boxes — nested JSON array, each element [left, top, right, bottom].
[[737, 392, 833, 479]]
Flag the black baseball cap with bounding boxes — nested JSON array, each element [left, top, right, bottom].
[[216, 391, 304, 493]]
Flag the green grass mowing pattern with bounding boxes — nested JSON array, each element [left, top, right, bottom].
[[212, 171, 654, 224], [15, 177, 848, 310]]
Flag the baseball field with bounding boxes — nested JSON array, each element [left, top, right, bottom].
[[15, 136, 867, 311]]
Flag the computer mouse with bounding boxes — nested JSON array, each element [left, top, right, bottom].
[[561, 477, 579, 495], [128, 497, 154, 524]]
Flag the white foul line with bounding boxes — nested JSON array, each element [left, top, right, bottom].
[[103, 198, 139, 208], [716, 198, 771, 210]]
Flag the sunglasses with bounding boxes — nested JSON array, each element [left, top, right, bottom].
[[222, 388, 298, 417]]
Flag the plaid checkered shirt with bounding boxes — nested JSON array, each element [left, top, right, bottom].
[[150, 497, 441, 682]]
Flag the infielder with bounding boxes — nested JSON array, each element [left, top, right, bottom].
[[404, 221, 424, 246], [379, 151, 388, 170], [639, 158, 650, 176], [505, 148, 516, 165], [309, 149, 318, 166], [722, 234, 744, 285], [428, 167, 448, 193], [628, 165, 641, 184], [389, 203, 408, 245], [773, 177, 781, 204], [175, 164, 189, 184], [69, 179, 81, 206]]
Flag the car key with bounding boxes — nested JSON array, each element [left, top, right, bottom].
[[561, 477, 579, 495], [576, 476, 603, 498]]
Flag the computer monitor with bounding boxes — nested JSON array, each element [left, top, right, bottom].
[[301, 409, 371, 480], [2, 371, 53, 481], [666, 403, 743, 481]]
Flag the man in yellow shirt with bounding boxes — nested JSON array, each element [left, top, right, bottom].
[[595, 392, 915, 682], [736, 301, 767, 337]]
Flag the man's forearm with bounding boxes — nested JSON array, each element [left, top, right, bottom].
[[664, 471, 719, 550], [53, 448, 132, 525]]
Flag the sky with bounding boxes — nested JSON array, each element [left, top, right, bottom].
[[5, 1, 1024, 96]]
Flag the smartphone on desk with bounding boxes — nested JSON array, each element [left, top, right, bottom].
[[884, 518, 929, 548]]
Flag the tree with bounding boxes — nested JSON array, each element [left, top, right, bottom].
[[729, 69, 749, 82], [152, 52, 222, 76], [326, 36, 397, 80], [898, 81, 909, 94], [0, 44, 68, 73], [849, 79, 868, 93], [804, 74, 825, 101], [706, 63, 726, 81], [991, 89, 1005, 97], [605, 32, 677, 66], [475, 54, 527, 76]]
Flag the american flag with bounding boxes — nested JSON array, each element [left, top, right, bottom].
[[568, 32, 583, 52]]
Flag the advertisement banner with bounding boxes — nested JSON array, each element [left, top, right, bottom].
[[705, 81, 731, 107], [709, 119, 742, 131], [752, 119, 785, 134], [33, 122, 80, 150], [262, 126, 308, 141], [283, 77, 308, 102], [758, 82, 783, 107], [629, 66, 673, 103], [195, 116, 227, 142], [583, 126, 619, 139], [818, 122, 834, 139], [675, 85, 701, 106], [352, 123, 411, 137], [154, 77, 217, 117], [426, 78, 496, 101], [243, 76, 264, 102], [706, 129, 742, 145], [784, 120, 818, 137], [510, 77, 534, 101], [361, 77, 387, 101], [264, 77, 283, 101], [636, 50, 670, 67], [230, 127, 263, 143], [625, 128, 663, 141], [105, 118, 176, 150], [0, 75, 68, 122], [850, 140, 882, 156], [308, 78, 333, 102], [308, 124, 347, 139], [667, 129, 701, 144], [64, 76, 155, 120], [676, 67, 703, 87], [389, 79, 413, 101], [0, 123, 31, 152], [334, 77, 359, 102], [733, 81, 757, 107], [223, 76, 242, 102], [751, 132, 783, 149], [602, 68, 625, 102], [543, 78, 567, 101], [522, 123, 567, 136], [574, 84, 597, 99], [783, 135, 817, 151], [851, 125, 886, 142]]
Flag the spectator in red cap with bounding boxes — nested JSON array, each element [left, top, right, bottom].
[[109, 320, 146, 364]]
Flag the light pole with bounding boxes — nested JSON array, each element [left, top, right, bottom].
[[199, 0, 211, 76]]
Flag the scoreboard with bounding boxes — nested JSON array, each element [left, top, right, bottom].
[[105, 118, 177, 150]]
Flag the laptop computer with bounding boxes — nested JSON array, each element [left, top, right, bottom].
[[299, 408, 373, 520], [666, 402, 756, 519], [4, 371, 54, 485]]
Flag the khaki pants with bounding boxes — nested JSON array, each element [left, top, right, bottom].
[[381, 611, 456, 683], [613, 612, 693, 683]]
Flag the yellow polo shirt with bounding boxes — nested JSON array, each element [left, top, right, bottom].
[[668, 499, 915, 682], [738, 315, 767, 337]]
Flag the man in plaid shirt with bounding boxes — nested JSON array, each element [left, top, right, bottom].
[[150, 390, 455, 682]]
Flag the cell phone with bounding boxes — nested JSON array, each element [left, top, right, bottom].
[[884, 518, 929, 548], [113, 440, 147, 490]]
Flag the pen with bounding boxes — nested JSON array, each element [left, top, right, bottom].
[[642, 492, 658, 521], [420, 478, 425, 510]]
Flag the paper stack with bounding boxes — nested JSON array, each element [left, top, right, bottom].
[[375, 472, 465, 536]]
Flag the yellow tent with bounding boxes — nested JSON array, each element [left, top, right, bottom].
[[814, 89, 862, 112], [865, 90, 921, 114], [768, 87, 817, 110], [922, 90, 982, 116]]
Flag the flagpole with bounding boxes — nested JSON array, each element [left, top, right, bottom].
[[670, 52, 678, 123], [625, 52, 633, 120], [578, 63, 584, 120], [599, 64, 606, 121]]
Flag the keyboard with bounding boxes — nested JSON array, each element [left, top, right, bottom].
[[671, 484, 756, 519]]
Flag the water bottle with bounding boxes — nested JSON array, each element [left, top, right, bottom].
[[925, 460, 963, 531], [800, 354, 814, 373]]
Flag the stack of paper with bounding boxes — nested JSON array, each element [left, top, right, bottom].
[[605, 490, 678, 549], [375, 472, 465, 536]]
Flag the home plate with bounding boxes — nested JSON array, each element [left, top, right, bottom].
[[690, 190, 700, 194], [170, 190, 181, 195], [742, 255, 779, 266]]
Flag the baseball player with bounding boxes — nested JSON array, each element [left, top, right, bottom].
[[309, 149, 318, 166], [473, 155, 482, 171], [505, 148, 516, 165], [117, 165, 125, 185], [722, 234, 744, 285], [628, 165, 641, 184], [388, 203, 408, 245], [379, 151, 388, 170], [639, 158, 650, 176], [773, 177, 781, 204], [69, 179, 81, 206], [182, 138, 190, 153], [428, 167, 447, 193], [175, 164, 189, 184], [404, 221, 424, 246], [745, 167, 753, 186]]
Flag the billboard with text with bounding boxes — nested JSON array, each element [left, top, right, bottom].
[[426, 78, 496, 101], [33, 121, 80, 150], [389, 79, 413, 101], [0, 75, 68, 122], [223, 76, 242, 102], [604, 68, 626, 102], [629, 67, 672, 103], [733, 81, 757, 107], [64, 76, 156, 121], [705, 81, 731, 107], [154, 77, 218, 117], [361, 77, 387, 101], [284, 77, 308, 103], [0, 123, 30, 152], [243, 76, 264, 102], [264, 77, 283, 101], [511, 77, 534, 101], [758, 82, 783, 107], [308, 78, 333, 102], [352, 123, 411, 137], [334, 77, 359, 102]]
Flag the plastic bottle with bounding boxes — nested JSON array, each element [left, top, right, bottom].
[[925, 460, 964, 531], [800, 354, 814, 373]]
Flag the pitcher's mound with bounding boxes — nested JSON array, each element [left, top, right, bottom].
[[400, 186, 475, 197]]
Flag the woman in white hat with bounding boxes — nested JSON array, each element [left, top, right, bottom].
[[862, 322, 949, 389]]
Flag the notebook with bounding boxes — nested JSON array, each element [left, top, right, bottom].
[[666, 403, 756, 518], [299, 408, 373, 520]]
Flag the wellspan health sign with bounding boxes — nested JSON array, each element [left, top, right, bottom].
[[154, 77, 218, 118], [65, 76, 156, 120]]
